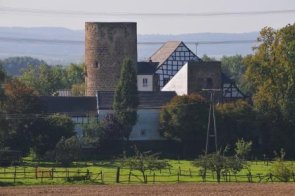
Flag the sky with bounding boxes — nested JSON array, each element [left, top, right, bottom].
[[0, 0, 295, 34]]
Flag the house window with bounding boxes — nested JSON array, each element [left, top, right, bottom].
[[140, 129, 146, 136], [143, 78, 148, 87], [163, 78, 170, 86]]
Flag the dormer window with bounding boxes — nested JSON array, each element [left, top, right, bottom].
[[143, 78, 148, 87]]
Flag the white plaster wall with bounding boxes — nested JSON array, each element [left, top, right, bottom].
[[137, 75, 153, 91], [98, 109, 164, 141], [130, 109, 164, 141], [161, 63, 188, 95]]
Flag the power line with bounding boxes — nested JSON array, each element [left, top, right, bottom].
[[0, 6, 295, 17], [0, 36, 260, 46]]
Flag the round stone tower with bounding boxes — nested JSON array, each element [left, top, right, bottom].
[[85, 22, 137, 96]]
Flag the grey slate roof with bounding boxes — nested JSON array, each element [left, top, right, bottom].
[[97, 91, 177, 109], [150, 41, 182, 66], [137, 61, 158, 75], [40, 96, 97, 115]]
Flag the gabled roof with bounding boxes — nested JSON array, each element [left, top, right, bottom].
[[40, 96, 97, 115], [137, 61, 159, 75], [150, 41, 182, 66], [97, 91, 176, 109]]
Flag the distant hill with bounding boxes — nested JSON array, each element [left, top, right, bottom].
[[0, 27, 259, 65]]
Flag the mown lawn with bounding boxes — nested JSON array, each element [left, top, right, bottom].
[[0, 158, 293, 186]]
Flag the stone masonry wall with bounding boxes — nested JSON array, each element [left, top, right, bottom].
[[85, 22, 137, 96]]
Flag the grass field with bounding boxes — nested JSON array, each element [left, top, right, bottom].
[[0, 158, 293, 186]]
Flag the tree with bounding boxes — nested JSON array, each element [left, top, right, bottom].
[[113, 58, 138, 140], [244, 24, 295, 156], [30, 114, 75, 158], [55, 136, 81, 166], [235, 139, 252, 160], [193, 149, 245, 183], [216, 100, 257, 150], [19, 64, 66, 95], [220, 55, 246, 89], [121, 146, 170, 183], [0, 79, 42, 154], [2, 56, 47, 76], [201, 54, 216, 62], [159, 93, 208, 142]]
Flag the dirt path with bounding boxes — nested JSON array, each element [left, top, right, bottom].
[[0, 183, 295, 196]]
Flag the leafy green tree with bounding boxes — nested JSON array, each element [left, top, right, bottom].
[[216, 100, 257, 150], [81, 114, 123, 149], [235, 139, 252, 160], [19, 64, 67, 95], [271, 149, 293, 182], [2, 56, 47, 76], [31, 114, 75, 157], [65, 64, 85, 85], [55, 136, 81, 166], [220, 55, 245, 89], [0, 79, 42, 154], [71, 83, 85, 96], [121, 146, 170, 183], [193, 149, 245, 183], [244, 24, 295, 156], [113, 58, 138, 140], [159, 93, 208, 142], [201, 54, 216, 62]]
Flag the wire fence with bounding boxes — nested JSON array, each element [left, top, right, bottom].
[[0, 165, 294, 185]]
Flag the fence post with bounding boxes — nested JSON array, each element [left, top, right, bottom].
[[177, 172, 180, 183], [35, 166, 38, 179], [189, 168, 192, 177], [100, 170, 104, 183], [116, 167, 120, 183], [13, 166, 16, 183], [178, 166, 181, 176], [153, 172, 155, 184], [51, 168, 54, 180], [41, 171, 43, 183], [128, 171, 131, 183]]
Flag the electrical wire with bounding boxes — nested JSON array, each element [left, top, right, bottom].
[[0, 6, 295, 17]]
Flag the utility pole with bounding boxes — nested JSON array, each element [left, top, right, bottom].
[[202, 89, 221, 155]]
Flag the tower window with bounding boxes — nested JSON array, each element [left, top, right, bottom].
[[94, 61, 100, 69], [143, 78, 148, 87]]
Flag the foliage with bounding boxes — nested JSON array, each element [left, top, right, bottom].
[[271, 149, 293, 182], [193, 149, 245, 183], [19, 64, 65, 95], [1, 56, 47, 76], [31, 114, 75, 158], [235, 139, 252, 160], [220, 55, 246, 90], [19, 63, 85, 96], [201, 54, 216, 62], [243, 24, 295, 156], [55, 136, 81, 166], [113, 58, 138, 140], [121, 146, 171, 183], [159, 93, 208, 142], [216, 100, 257, 150], [0, 79, 42, 154], [0, 79, 75, 156], [81, 114, 123, 148], [71, 83, 85, 96]]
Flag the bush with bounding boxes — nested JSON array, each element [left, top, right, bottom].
[[0, 150, 22, 166], [55, 136, 81, 166], [271, 149, 293, 182]]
